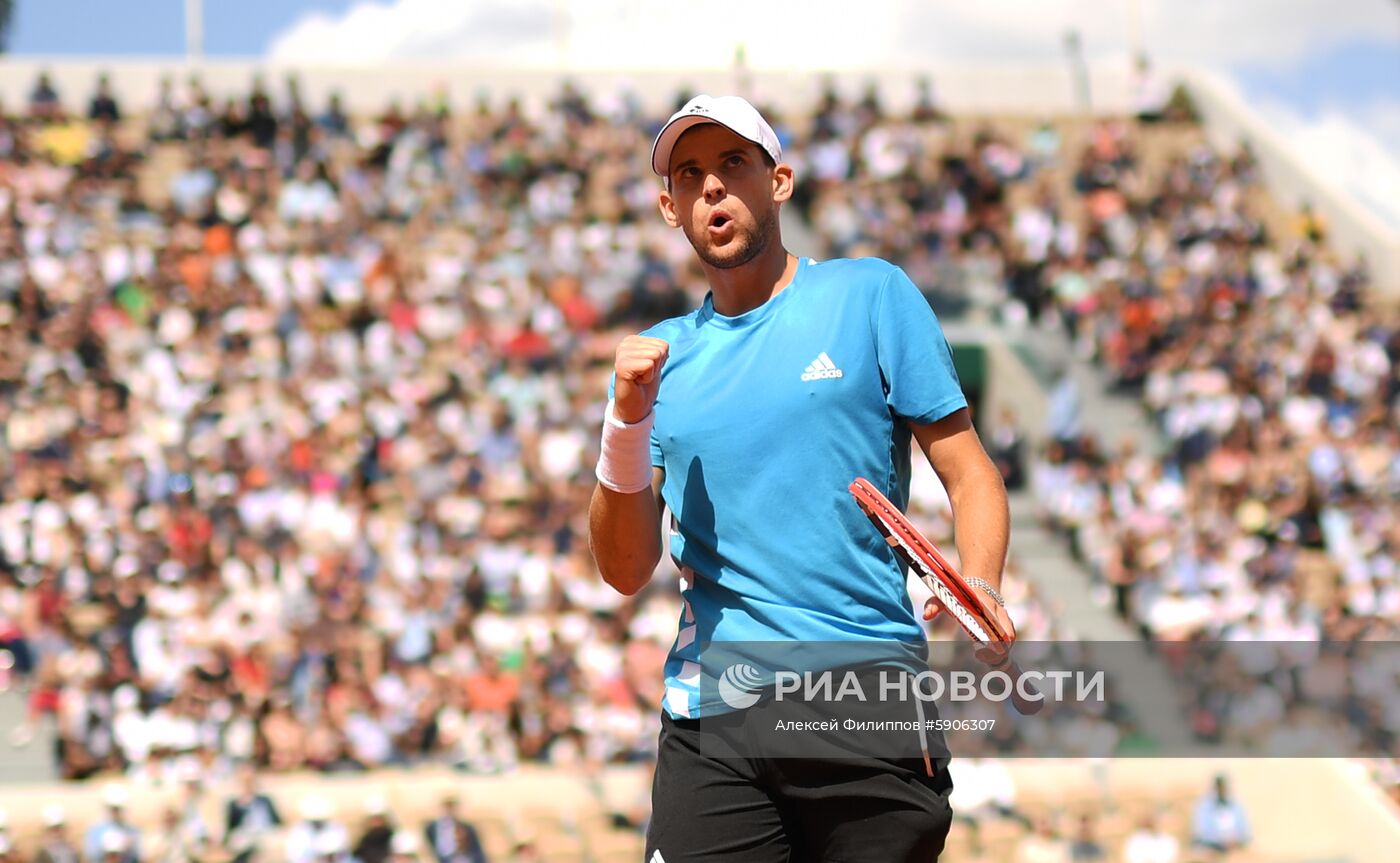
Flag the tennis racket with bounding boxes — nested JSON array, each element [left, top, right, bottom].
[[850, 477, 1043, 716]]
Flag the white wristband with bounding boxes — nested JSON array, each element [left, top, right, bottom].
[[596, 400, 655, 494]]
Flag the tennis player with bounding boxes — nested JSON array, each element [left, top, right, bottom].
[[589, 95, 1015, 862]]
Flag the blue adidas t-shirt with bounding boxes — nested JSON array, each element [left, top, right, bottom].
[[633, 256, 967, 718]]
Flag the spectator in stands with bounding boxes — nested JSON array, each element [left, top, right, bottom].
[[223, 764, 283, 850], [245, 87, 278, 149], [88, 74, 121, 123], [0, 586, 29, 688], [83, 786, 141, 863], [989, 406, 1028, 490], [948, 750, 1032, 829], [314, 831, 353, 863], [1296, 201, 1327, 245], [1068, 813, 1106, 861], [287, 798, 349, 863], [318, 91, 351, 137], [147, 802, 212, 863], [1191, 775, 1251, 856], [389, 831, 425, 863], [1122, 813, 1179, 863], [1016, 815, 1072, 863], [28, 71, 62, 120], [353, 796, 397, 863], [96, 833, 132, 863], [1131, 55, 1169, 124], [423, 793, 488, 863], [910, 76, 944, 123], [35, 806, 81, 863], [277, 158, 340, 223]]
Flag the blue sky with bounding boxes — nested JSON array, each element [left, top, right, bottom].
[[1232, 37, 1400, 118], [6, 0, 357, 56]]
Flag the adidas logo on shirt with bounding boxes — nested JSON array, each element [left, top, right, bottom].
[[801, 352, 844, 381]]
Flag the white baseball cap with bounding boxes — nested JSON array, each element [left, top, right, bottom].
[[651, 94, 781, 177]]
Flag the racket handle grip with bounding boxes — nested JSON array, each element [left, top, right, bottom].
[[1007, 660, 1044, 716]]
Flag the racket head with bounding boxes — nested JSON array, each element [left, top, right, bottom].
[[849, 477, 1012, 644]]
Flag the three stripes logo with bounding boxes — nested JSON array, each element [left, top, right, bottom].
[[801, 351, 844, 382]]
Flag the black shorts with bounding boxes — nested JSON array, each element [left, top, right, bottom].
[[645, 708, 955, 862]]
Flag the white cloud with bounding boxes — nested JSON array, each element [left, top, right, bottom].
[[266, 0, 557, 66], [1355, 98, 1400, 156], [267, 0, 1398, 69], [1255, 97, 1400, 230]]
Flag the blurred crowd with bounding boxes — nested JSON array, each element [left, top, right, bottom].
[[0, 768, 1256, 863], [0, 774, 555, 863], [0, 68, 1095, 797], [777, 80, 1399, 755], [0, 70, 720, 784], [766, 76, 1400, 762], [0, 61, 1391, 850], [1024, 126, 1399, 650], [1012, 120, 1400, 753]]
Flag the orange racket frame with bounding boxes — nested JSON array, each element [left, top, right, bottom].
[[850, 477, 1043, 716]]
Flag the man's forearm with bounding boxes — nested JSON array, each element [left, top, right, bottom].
[[948, 462, 1010, 590], [588, 483, 662, 595]]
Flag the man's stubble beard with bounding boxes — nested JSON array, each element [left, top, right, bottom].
[[685, 206, 778, 270]]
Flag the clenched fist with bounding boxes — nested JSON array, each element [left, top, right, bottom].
[[613, 336, 670, 423]]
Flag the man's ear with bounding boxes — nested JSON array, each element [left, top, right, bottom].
[[658, 187, 681, 229], [772, 162, 795, 204]]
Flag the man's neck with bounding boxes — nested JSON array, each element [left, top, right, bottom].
[[705, 244, 799, 317]]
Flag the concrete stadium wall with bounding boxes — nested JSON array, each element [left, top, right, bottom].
[[0, 57, 1136, 117]]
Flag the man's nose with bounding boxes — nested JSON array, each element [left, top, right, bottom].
[[702, 172, 725, 202]]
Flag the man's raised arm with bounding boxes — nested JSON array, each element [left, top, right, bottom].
[[588, 335, 670, 595]]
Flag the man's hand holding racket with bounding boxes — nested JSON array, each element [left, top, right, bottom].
[[851, 477, 1042, 715], [923, 586, 1017, 670]]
